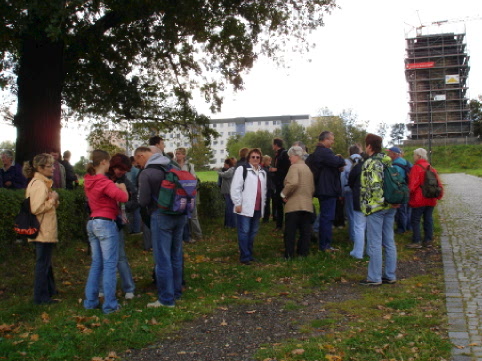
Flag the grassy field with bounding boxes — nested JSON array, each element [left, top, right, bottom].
[[0, 213, 451, 361]]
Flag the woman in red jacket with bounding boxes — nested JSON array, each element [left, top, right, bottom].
[[406, 148, 443, 249], [83, 150, 128, 314]]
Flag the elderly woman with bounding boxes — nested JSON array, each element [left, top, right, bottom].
[[2, 150, 27, 189], [280, 146, 315, 259], [218, 157, 237, 228], [231, 148, 267, 265], [23, 154, 60, 304], [406, 148, 443, 249]]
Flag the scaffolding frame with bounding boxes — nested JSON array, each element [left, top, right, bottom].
[[405, 32, 471, 139]]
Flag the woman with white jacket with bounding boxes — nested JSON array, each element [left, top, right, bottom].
[[230, 148, 267, 265]]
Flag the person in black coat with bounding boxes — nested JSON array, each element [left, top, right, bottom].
[[270, 138, 290, 231], [308, 131, 345, 251]]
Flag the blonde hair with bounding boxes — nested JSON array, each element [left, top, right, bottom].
[[175, 147, 187, 156], [23, 153, 54, 179]]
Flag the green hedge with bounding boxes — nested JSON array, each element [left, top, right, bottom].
[[0, 181, 224, 246]]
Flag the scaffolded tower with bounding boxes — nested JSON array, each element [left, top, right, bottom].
[[405, 32, 470, 139]]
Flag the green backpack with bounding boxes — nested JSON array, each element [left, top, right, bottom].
[[383, 164, 409, 204]]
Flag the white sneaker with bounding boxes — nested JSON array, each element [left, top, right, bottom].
[[147, 300, 174, 308], [125, 292, 135, 300], [99, 292, 104, 298]]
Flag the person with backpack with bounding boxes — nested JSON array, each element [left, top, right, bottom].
[[23, 154, 60, 304], [406, 148, 443, 249], [359, 134, 398, 286], [386, 147, 412, 234], [135, 146, 188, 308], [231, 148, 267, 265], [83, 150, 129, 314]]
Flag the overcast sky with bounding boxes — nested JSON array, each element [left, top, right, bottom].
[[197, 0, 482, 133], [1, 0, 481, 163]]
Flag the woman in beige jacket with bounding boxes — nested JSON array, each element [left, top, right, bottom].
[[281, 146, 315, 259], [23, 154, 60, 304]]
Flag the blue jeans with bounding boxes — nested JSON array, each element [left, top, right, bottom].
[[99, 230, 135, 294], [84, 219, 119, 314], [365, 208, 397, 283], [318, 196, 337, 250], [411, 206, 434, 244], [236, 210, 261, 262], [224, 194, 237, 228], [33, 242, 56, 304], [151, 210, 187, 306], [344, 190, 355, 241], [350, 210, 366, 259], [395, 204, 411, 233]]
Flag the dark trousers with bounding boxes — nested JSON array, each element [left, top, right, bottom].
[[263, 190, 275, 222], [273, 186, 284, 229], [284, 211, 313, 258], [411, 206, 434, 244], [33, 242, 56, 304], [318, 196, 337, 250]]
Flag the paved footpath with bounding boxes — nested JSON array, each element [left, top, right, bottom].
[[438, 173, 482, 361]]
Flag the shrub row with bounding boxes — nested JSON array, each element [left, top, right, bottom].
[[0, 181, 224, 246]]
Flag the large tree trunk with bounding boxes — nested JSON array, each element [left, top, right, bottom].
[[13, 34, 64, 164]]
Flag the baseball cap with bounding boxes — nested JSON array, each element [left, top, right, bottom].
[[386, 147, 401, 154]]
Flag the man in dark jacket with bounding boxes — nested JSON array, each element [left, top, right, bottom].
[[310, 131, 345, 251], [61, 150, 79, 190], [270, 138, 290, 231], [135, 146, 187, 308]]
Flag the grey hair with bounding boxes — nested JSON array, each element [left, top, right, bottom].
[[413, 148, 428, 160], [318, 131, 333, 141], [292, 141, 307, 152], [287, 146, 304, 158], [1, 150, 14, 159]]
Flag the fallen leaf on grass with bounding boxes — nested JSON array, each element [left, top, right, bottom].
[[30, 334, 39, 342], [41, 312, 50, 323], [326, 356, 342, 361], [291, 348, 305, 355], [256, 277, 262, 283], [0, 324, 15, 333], [220, 319, 228, 326], [246, 310, 256, 314]]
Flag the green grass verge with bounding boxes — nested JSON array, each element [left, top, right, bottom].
[[0, 214, 450, 361]]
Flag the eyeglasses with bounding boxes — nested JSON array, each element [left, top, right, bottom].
[[250, 156, 260, 159], [44, 165, 54, 169]]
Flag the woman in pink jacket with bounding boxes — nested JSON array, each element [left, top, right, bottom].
[[406, 148, 443, 249], [83, 150, 128, 314]]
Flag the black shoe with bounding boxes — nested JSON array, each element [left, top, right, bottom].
[[382, 277, 396, 284], [241, 261, 251, 265], [406, 243, 422, 249], [359, 279, 382, 286]]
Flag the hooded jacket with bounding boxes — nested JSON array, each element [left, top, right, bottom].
[[84, 173, 128, 220], [137, 153, 172, 215], [360, 153, 392, 216]]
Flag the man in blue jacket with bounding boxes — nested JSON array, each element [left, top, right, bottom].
[[310, 131, 346, 251]]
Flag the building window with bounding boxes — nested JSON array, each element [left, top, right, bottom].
[[213, 141, 218, 145], [221, 140, 224, 145]]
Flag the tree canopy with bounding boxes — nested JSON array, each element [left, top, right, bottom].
[[0, 0, 336, 163]]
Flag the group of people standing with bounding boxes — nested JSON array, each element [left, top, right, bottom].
[[19, 136, 204, 312], [217, 131, 443, 287], [18, 129, 443, 309]]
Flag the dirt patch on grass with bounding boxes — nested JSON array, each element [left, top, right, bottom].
[[124, 248, 442, 361]]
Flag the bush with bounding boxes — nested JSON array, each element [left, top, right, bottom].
[[0, 187, 88, 247], [197, 181, 225, 219], [0, 182, 224, 247]]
